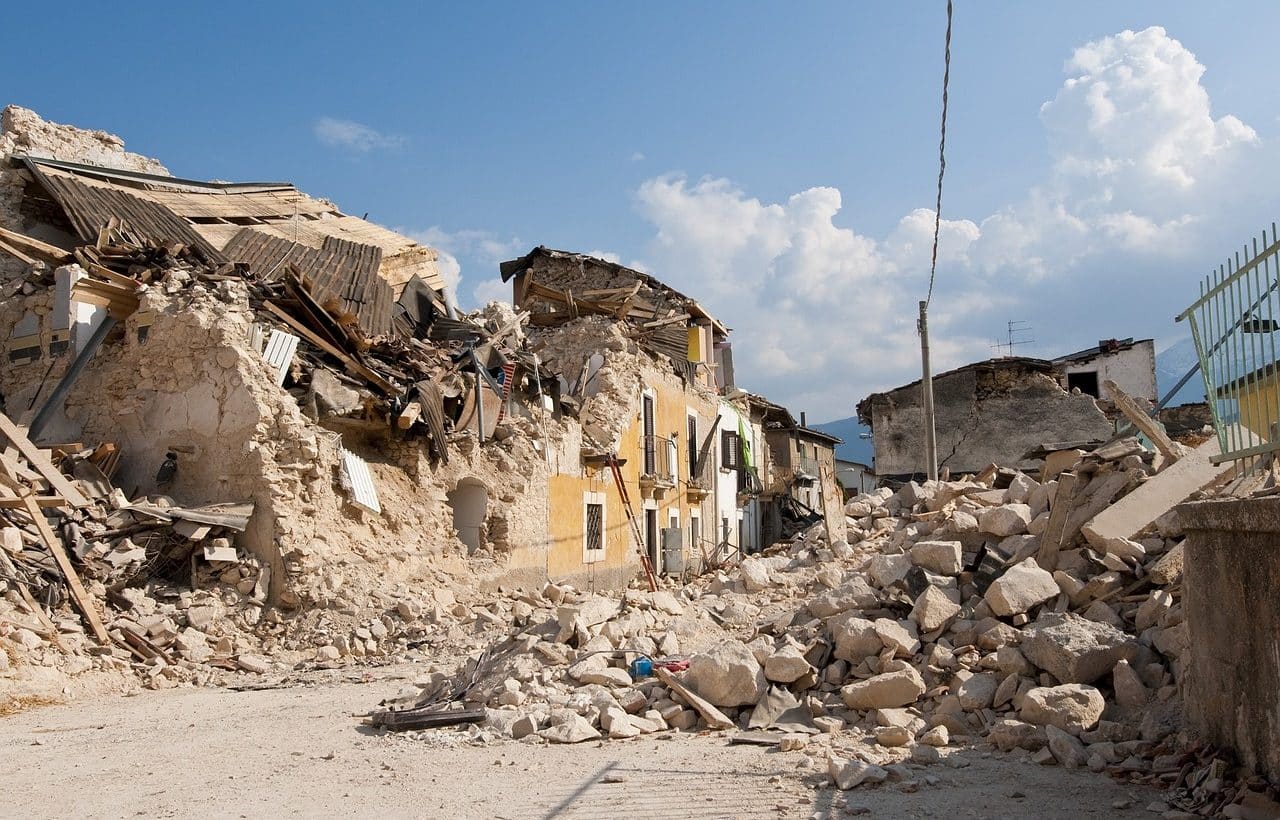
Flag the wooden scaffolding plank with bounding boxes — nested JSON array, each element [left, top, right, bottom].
[[0, 411, 90, 508]]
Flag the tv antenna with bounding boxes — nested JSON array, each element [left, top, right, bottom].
[[991, 320, 1034, 356]]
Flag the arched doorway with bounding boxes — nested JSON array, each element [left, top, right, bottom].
[[448, 479, 488, 554]]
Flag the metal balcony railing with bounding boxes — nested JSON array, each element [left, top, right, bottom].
[[795, 456, 821, 479], [641, 434, 677, 485]]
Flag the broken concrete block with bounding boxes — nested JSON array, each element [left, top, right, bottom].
[[1111, 659, 1148, 710], [910, 586, 961, 633], [830, 614, 883, 662], [684, 639, 767, 707], [1083, 431, 1246, 544], [1146, 542, 1184, 586], [1135, 590, 1173, 632], [764, 644, 813, 684], [1020, 613, 1136, 684], [987, 718, 1047, 751], [1020, 684, 1105, 732], [828, 754, 889, 790], [808, 577, 879, 617], [979, 504, 1032, 537], [956, 673, 998, 711], [910, 540, 963, 575], [576, 667, 633, 688], [840, 667, 926, 710], [738, 557, 772, 591], [865, 552, 913, 589], [919, 725, 949, 747], [874, 725, 912, 747], [557, 596, 621, 630], [539, 714, 601, 743], [1, 527, 22, 556], [872, 618, 920, 657], [235, 653, 270, 674], [1045, 724, 1088, 768], [984, 558, 1059, 616]]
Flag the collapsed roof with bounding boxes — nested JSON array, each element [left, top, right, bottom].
[[12, 155, 446, 336]]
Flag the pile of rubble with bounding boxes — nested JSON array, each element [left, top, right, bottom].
[[365, 436, 1279, 815]]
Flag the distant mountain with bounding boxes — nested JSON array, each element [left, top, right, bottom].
[[1155, 337, 1207, 406], [811, 416, 874, 465]]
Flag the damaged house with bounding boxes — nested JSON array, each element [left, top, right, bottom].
[[499, 246, 748, 585], [856, 356, 1120, 480]]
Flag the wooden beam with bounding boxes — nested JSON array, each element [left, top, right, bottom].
[[1104, 379, 1181, 462], [262, 301, 394, 395], [0, 495, 67, 509], [0, 225, 72, 264], [0, 411, 90, 508], [1036, 470, 1080, 571], [16, 487, 109, 643], [396, 399, 421, 430]]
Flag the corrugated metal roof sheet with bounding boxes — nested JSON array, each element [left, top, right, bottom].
[[223, 228, 392, 336], [30, 165, 224, 263]]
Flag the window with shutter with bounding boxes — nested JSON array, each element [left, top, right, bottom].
[[722, 429, 740, 470]]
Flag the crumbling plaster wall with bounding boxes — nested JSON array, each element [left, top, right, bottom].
[[1058, 340, 1158, 403], [59, 284, 331, 600], [869, 366, 1113, 477]]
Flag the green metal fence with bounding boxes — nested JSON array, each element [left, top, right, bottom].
[[1177, 223, 1280, 468]]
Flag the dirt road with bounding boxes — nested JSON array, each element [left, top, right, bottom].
[[0, 670, 1163, 819]]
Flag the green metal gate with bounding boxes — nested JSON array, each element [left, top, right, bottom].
[[1177, 223, 1280, 469]]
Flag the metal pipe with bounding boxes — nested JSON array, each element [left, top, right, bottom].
[[29, 316, 117, 440]]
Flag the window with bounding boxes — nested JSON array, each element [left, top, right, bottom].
[[687, 413, 699, 478], [1067, 371, 1100, 398], [642, 392, 656, 474], [690, 514, 700, 550], [583, 492, 606, 563], [722, 429, 741, 470]]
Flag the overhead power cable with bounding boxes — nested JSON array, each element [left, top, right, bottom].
[[924, 0, 953, 307]]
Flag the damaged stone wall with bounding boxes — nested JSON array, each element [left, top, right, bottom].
[[866, 362, 1113, 478]]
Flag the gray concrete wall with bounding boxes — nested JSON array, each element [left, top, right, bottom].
[[868, 367, 1112, 478], [1178, 496, 1280, 779]]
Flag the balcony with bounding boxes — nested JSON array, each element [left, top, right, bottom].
[[795, 456, 821, 482], [639, 434, 677, 492]]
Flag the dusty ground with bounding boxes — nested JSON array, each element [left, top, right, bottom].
[[0, 668, 1165, 819]]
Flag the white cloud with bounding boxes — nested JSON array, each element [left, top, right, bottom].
[[631, 26, 1275, 419], [408, 227, 523, 310], [629, 151, 646, 162], [314, 117, 405, 153]]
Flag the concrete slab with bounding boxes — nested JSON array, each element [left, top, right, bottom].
[[1082, 429, 1253, 546]]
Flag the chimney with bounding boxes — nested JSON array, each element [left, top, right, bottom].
[[800, 411, 807, 427]]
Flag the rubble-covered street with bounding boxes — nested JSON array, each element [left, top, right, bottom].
[[1, 666, 1161, 820]]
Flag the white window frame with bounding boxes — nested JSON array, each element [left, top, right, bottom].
[[583, 491, 606, 564]]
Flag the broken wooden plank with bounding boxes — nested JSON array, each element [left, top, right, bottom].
[[0, 225, 72, 264], [367, 706, 485, 732], [655, 666, 734, 730], [262, 301, 394, 395], [17, 491, 109, 643], [396, 399, 421, 430], [0, 495, 67, 509], [0, 411, 91, 508], [1104, 379, 1181, 462], [1035, 470, 1080, 571]]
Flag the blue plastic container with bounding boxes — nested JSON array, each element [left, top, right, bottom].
[[629, 657, 653, 678]]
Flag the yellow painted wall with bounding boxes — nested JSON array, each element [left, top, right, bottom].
[[544, 375, 717, 581], [1238, 372, 1280, 441]]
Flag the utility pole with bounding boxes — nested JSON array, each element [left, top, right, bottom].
[[919, 300, 938, 481]]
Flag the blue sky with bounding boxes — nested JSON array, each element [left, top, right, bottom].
[[6, 2, 1280, 420]]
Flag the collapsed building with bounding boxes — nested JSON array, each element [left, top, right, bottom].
[[0, 108, 842, 702], [855, 341, 1204, 482]]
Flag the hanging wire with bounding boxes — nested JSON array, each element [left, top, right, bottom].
[[924, 0, 953, 307]]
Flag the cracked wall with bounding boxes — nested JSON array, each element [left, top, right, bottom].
[[867, 364, 1113, 478]]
